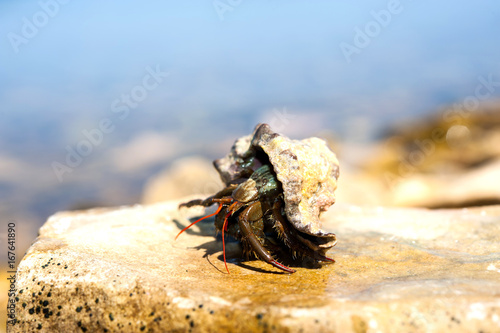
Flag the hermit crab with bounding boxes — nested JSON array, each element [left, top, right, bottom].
[[177, 124, 339, 273]]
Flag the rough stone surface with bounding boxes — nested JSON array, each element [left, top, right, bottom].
[[11, 199, 500, 332]]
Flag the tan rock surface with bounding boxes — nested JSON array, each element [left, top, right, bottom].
[[11, 200, 500, 332], [142, 156, 223, 204], [357, 104, 500, 208]]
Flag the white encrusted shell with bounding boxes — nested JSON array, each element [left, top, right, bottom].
[[214, 124, 339, 238]]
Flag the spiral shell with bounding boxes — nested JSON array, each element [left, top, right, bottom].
[[214, 124, 339, 244]]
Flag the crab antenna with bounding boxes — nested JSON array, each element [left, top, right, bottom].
[[175, 204, 223, 240], [323, 256, 335, 262], [222, 212, 231, 274]]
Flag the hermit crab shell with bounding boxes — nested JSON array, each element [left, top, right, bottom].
[[214, 123, 339, 242]]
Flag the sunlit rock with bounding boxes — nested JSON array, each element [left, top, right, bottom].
[[11, 200, 500, 332]]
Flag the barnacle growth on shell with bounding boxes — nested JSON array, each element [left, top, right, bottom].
[[214, 124, 339, 253]]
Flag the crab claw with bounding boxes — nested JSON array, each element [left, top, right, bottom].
[[322, 256, 335, 262], [269, 260, 296, 273], [237, 205, 296, 273]]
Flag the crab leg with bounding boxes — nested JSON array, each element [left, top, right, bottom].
[[238, 203, 295, 273], [271, 201, 335, 263], [179, 184, 237, 209], [221, 211, 231, 274], [175, 204, 224, 240]]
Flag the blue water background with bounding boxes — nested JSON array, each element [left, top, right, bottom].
[[1, 1, 500, 246]]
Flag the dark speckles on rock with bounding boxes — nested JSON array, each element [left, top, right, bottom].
[[95, 298, 99, 304], [256, 313, 264, 320], [140, 326, 146, 331], [154, 316, 162, 322], [190, 320, 195, 328], [185, 314, 190, 320], [22, 302, 27, 308], [58, 305, 62, 309], [29, 308, 35, 315], [109, 313, 114, 321], [47, 291, 52, 297], [149, 311, 155, 316], [76, 306, 83, 312], [43, 300, 49, 307], [37, 324, 42, 330]]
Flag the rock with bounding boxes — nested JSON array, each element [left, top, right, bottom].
[[370, 102, 500, 174], [354, 104, 500, 208], [387, 158, 500, 208], [11, 200, 500, 332], [142, 156, 223, 204]]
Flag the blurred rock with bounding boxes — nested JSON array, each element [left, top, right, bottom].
[[370, 102, 500, 173], [142, 156, 223, 204], [357, 103, 500, 208], [388, 158, 500, 208], [12, 200, 500, 332]]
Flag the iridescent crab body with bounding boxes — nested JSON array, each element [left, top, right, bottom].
[[178, 163, 334, 273]]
